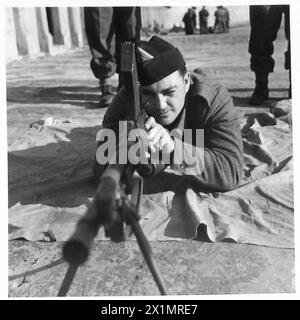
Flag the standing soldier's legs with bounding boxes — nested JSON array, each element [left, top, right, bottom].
[[84, 7, 116, 108], [221, 20, 226, 33], [249, 6, 272, 74], [249, 5, 284, 104], [200, 21, 207, 34], [113, 7, 141, 81], [185, 22, 194, 35], [225, 19, 229, 32], [213, 19, 218, 33], [283, 6, 290, 70], [282, 5, 291, 97], [215, 20, 222, 33], [204, 21, 208, 34], [266, 5, 289, 94], [249, 6, 274, 104]]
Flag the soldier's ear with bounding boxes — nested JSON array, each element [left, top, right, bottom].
[[184, 71, 191, 93]]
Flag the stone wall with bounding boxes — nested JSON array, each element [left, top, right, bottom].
[[5, 6, 250, 63], [5, 7, 86, 63]]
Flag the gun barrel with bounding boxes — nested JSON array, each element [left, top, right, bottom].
[[62, 201, 100, 265], [63, 166, 124, 265]]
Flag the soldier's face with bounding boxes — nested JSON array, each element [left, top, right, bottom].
[[141, 70, 190, 126]]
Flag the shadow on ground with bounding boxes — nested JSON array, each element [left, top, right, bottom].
[[7, 124, 188, 208], [8, 125, 101, 208], [6, 85, 105, 109], [229, 87, 289, 109], [7, 85, 290, 110]]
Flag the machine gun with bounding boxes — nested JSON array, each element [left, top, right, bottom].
[[58, 41, 168, 296]]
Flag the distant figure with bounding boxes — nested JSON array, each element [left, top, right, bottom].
[[153, 20, 161, 34], [208, 26, 214, 34], [182, 7, 196, 35], [213, 6, 227, 33], [224, 6, 230, 32], [199, 6, 209, 34], [191, 6, 197, 30], [248, 5, 291, 105]]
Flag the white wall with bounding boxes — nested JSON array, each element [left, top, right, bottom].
[[142, 6, 249, 30]]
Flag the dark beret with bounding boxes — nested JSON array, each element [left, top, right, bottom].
[[136, 35, 186, 86]]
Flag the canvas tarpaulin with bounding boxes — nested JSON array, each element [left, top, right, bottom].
[[8, 100, 294, 248]]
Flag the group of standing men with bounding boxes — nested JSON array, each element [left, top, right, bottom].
[[182, 6, 230, 35]]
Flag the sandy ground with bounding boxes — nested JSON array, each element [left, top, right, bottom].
[[7, 25, 294, 296]]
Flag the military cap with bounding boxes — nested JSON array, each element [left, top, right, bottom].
[[136, 35, 186, 86]]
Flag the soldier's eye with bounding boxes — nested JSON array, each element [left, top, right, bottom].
[[166, 90, 176, 96]]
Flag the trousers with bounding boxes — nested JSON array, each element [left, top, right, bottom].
[[248, 5, 290, 74], [84, 7, 141, 81]]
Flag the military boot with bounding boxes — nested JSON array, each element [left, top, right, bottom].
[[98, 81, 116, 108], [249, 81, 269, 105]]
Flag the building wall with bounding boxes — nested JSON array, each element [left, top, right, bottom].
[[141, 6, 249, 30], [5, 6, 250, 63], [5, 7, 86, 63]]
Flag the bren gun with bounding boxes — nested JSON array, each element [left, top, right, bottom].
[[58, 41, 168, 296]]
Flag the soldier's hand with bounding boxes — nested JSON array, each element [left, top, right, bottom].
[[145, 116, 174, 154]]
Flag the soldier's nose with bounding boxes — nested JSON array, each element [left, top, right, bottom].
[[157, 94, 167, 110]]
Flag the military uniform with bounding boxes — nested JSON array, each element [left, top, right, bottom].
[[199, 7, 209, 34], [182, 8, 196, 35], [94, 71, 243, 192], [224, 7, 230, 32], [84, 7, 141, 107], [213, 6, 227, 33], [249, 5, 290, 74], [248, 5, 291, 104]]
